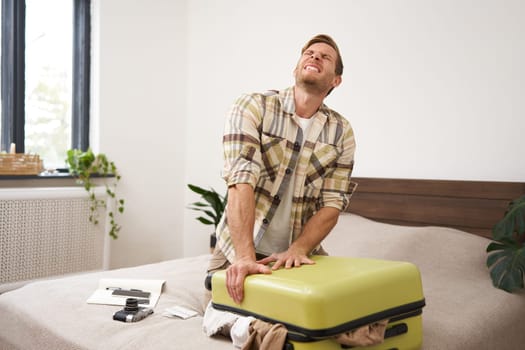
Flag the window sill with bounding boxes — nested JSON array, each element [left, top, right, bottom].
[[0, 169, 115, 180], [0, 170, 114, 188], [0, 172, 72, 180]]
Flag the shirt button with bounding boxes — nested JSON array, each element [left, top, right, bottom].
[[274, 195, 280, 201], [294, 142, 300, 150], [263, 218, 269, 224], [285, 168, 292, 175]]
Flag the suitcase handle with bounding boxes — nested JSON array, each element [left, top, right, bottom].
[[204, 273, 213, 291], [385, 322, 408, 338]]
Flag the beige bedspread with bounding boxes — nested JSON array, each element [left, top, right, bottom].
[[0, 213, 523, 349]]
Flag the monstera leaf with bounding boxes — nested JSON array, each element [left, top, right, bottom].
[[492, 195, 525, 240], [486, 239, 525, 292], [486, 195, 525, 293]]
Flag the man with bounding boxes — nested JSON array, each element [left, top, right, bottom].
[[207, 34, 357, 307]]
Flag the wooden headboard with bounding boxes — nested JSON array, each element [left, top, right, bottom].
[[347, 177, 525, 239]]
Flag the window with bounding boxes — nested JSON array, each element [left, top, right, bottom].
[[1, 0, 90, 170]]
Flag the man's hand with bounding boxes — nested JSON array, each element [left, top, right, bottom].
[[226, 258, 271, 304], [256, 248, 315, 271], [256, 206, 340, 271]]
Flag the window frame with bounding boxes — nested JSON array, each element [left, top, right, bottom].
[[1, 0, 91, 155]]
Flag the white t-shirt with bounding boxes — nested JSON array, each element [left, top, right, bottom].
[[256, 115, 315, 256]]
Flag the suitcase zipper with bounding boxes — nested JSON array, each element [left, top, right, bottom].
[[287, 315, 414, 346], [284, 299, 425, 340], [214, 299, 425, 342]]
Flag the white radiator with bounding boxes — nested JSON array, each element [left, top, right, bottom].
[[0, 187, 110, 290]]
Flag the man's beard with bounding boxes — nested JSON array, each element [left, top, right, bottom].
[[296, 75, 330, 95]]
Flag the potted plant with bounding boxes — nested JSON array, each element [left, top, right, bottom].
[[486, 195, 525, 293], [187, 184, 227, 252], [66, 148, 125, 239]]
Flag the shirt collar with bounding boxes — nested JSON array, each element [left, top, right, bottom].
[[279, 86, 332, 117]]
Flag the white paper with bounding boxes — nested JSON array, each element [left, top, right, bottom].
[[163, 305, 199, 319], [86, 278, 165, 308]]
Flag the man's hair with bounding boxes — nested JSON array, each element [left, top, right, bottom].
[[301, 34, 343, 76]]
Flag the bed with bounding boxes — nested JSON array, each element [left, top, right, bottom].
[[0, 177, 524, 350]]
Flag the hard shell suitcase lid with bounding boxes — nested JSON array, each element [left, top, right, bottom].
[[211, 255, 425, 337]]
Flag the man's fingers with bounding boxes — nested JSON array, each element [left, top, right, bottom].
[[284, 257, 299, 269], [258, 264, 272, 274], [271, 259, 283, 270], [226, 267, 243, 304], [256, 256, 274, 265], [278, 255, 316, 269], [302, 256, 315, 265], [233, 272, 244, 303], [225, 262, 272, 304]]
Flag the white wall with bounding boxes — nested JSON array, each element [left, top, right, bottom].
[[93, 0, 188, 268], [95, 0, 525, 267]]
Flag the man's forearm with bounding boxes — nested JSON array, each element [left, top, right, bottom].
[[289, 207, 340, 255], [227, 183, 256, 262]]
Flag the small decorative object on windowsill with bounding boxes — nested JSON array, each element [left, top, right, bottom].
[[486, 194, 525, 293], [0, 143, 44, 175], [66, 148, 125, 239], [187, 184, 227, 253]]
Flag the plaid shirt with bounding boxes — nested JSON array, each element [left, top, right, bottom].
[[217, 87, 356, 262]]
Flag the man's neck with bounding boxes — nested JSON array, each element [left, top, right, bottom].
[[293, 86, 325, 118]]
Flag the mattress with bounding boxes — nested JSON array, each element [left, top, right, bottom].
[[0, 213, 523, 349]]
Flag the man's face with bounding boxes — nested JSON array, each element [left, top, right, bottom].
[[294, 42, 342, 94]]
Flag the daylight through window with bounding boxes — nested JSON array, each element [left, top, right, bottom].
[[25, 0, 73, 169], [1, 0, 90, 171]]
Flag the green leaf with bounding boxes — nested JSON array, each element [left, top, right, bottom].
[[187, 184, 209, 196], [189, 208, 216, 220], [66, 148, 125, 239], [189, 202, 209, 208], [493, 195, 525, 240], [187, 183, 227, 229], [201, 209, 217, 221], [203, 191, 222, 208], [486, 239, 525, 292], [486, 250, 507, 267], [197, 217, 214, 225], [486, 239, 515, 253]]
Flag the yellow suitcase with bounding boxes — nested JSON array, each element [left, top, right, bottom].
[[211, 255, 425, 350]]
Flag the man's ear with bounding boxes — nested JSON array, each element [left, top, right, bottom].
[[332, 75, 342, 88]]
